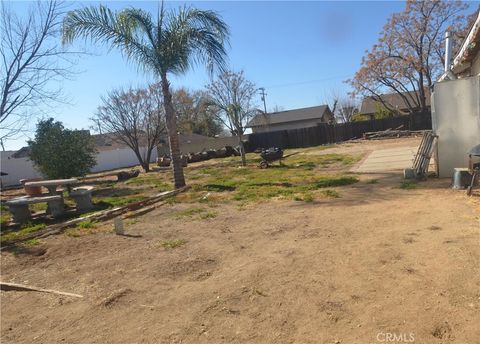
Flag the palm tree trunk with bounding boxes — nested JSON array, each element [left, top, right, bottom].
[[160, 75, 186, 188]]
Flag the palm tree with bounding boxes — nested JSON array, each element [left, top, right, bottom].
[[62, 3, 229, 188]]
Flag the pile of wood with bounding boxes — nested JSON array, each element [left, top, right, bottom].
[[159, 146, 241, 166], [363, 129, 426, 140], [116, 169, 140, 181]]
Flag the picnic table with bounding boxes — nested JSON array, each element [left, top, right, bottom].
[[6, 195, 64, 223], [24, 178, 78, 195], [5, 178, 96, 224]]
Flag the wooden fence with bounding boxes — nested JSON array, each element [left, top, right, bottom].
[[246, 111, 432, 151]]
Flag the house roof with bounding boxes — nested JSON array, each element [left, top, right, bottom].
[[10, 147, 30, 159], [360, 90, 431, 115], [452, 11, 480, 74], [94, 132, 211, 151], [93, 133, 130, 151], [247, 105, 331, 128]]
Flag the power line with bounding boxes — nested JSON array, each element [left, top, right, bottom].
[[265, 75, 351, 89]]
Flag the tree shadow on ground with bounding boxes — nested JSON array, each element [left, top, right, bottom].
[[289, 172, 462, 209], [92, 187, 143, 198]]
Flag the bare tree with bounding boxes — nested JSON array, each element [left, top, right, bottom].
[[323, 90, 359, 123], [172, 88, 223, 137], [348, 0, 468, 113], [0, 1, 76, 146], [206, 71, 257, 166], [270, 105, 285, 113], [335, 98, 359, 123], [93, 84, 166, 172]]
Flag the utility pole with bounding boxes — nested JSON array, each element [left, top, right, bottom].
[[258, 87, 267, 114]]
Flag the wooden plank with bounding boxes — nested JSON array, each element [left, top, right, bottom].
[[1, 282, 83, 298]]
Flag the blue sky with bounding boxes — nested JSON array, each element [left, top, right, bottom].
[[4, 1, 477, 149]]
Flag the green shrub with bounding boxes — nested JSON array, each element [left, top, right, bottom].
[[28, 118, 96, 179]]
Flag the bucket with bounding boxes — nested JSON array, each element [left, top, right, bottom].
[[451, 168, 472, 189]]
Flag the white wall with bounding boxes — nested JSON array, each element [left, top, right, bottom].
[[472, 54, 480, 75], [1, 152, 42, 187], [1, 147, 157, 187], [91, 147, 157, 173], [432, 76, 480, 177]]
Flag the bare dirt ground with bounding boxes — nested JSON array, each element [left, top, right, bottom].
[[1, 138, 479, 344]]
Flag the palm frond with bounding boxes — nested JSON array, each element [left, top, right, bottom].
[[163, 7, 230, 76], [62, 4, 230, 78], [119, 8, 156, 49], [62, 5, 129, 46], [62, 5, 158, 74]]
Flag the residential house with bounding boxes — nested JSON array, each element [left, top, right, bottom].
[[432, 11, 480, 177], [247, 105, 334, 133], [360, 90, 431, 119]]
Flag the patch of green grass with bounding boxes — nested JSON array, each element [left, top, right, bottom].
[[1, 222, 47, 242], [30, 202, 48, 213], [77, 220, 97, 229], [125, 175, 171, 189], [65, 224, 100, 237], [203, 182, 236, 192], [98, 195, 148, 208], [63, 228, 82, 238], [294, 192, 314, 202], [321, 189, 340, 198], [164, 196, 178, 205], [173, 207, 205, 218], [65, 228, 82, 237], [159, 239, 187, 249], [199, 211, 217, 219], [294, 161, 316, 170], [126, 219, 138, 225], [173, 207, 217, 220], [199, 167, 221, 176], [201, 173, 359, 203], [311, 176, 359, 189], [23, 238, 41, 247], [1, 211, 11, 227], [398, 181, 417, 190]]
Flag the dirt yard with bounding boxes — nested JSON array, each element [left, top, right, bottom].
[[1, 138, 479, 344]]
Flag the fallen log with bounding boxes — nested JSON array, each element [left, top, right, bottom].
[[117, 169, 140, 181], [0, 281, 83, 298]]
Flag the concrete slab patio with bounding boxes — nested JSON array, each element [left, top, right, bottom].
[[355, 146, 419, 173]]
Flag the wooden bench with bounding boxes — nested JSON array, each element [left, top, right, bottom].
[[6, 195, 64, 224], [70, 186, 94, 212]]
